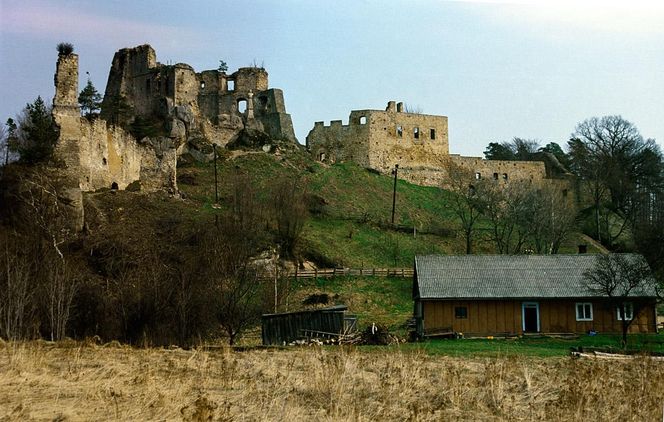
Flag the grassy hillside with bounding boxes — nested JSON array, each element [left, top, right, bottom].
[[175, 148, 600, 269]]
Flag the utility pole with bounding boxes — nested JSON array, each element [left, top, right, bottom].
[[213, 144, 219, 204], [391, 164, 399, 225]]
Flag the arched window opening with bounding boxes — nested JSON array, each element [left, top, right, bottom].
[[111, 182, 119, 190], [414, 127, 420, 139], [200, 81, 206, 89], [475, 172, 481, 180], [359, 116, 367, 125], [227, 80, 235, 91]]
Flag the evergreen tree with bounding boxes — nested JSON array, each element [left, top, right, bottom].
[[78, 79, 103, 117], [12, 96, 59, 163]]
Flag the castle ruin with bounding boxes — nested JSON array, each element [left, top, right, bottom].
[[52, 44, 297, 196], [306, 101, 568, 188]]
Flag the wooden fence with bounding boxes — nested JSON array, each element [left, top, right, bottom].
[[291, 267, 414, 279]]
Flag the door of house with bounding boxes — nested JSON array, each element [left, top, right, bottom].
[[522, 302, 540, 333]]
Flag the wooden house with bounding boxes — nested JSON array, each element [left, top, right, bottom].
[[413, 254, 658, 337]]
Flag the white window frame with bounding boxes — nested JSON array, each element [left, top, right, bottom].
[[575, 302, 593, 321], [616, 302, 634, 321]]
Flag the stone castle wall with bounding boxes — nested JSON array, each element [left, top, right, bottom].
[[306, 101, 449, 172], [306, 100, 557, 189], [53, 52, 177, 194], [101, 45, 296, 146]]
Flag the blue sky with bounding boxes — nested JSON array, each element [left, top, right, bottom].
[[1, 0, 663, 156]]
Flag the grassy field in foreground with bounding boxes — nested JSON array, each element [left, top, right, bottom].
[[2, 342, 663, 421]]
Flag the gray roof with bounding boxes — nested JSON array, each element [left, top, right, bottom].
[[414, 254, 656, 300]]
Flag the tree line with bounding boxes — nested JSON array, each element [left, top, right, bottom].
[[478, 116, 664, 273], [0, 168, 308, 346]]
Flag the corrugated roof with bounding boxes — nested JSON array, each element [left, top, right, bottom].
[[414, 254, 656, 299]]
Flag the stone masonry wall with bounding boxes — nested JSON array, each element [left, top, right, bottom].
[[306, 100, 557, 190], [53, 52, 177, 194], [101, 45, 297, 146], [306, 100, 450, 174]]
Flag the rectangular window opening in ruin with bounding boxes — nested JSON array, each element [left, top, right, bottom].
[[237, 99, 247, 113], [493, 172, 499, 180], [430, 128, 436, 140], [502, 173, 508, 180], [359, 116, 367, 125], [397, 125, 403, 138], [227, 80, 235, 91], [414, 127, 420, 139], [475, 172, 481, 180], [200, 81, 205, 89], [145, 79, 151, 92]]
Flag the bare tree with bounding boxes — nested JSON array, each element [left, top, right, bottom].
[[44, 254, 78, 341], [583, 254, 658, 347], [445, 163, 488, 254], [520, 185, 576, 254], [569, 116, 663, 247], [271, 176, 308, 260], [482, 181, 533, 254], [0, 232, 35, 340], [202, 218, 269, 345]]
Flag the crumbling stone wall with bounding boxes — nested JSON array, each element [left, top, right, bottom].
[[53, 52, 178, 194], [101, 45, 297, 147], [306, 101, 449, 171], [306, 100, 556, 189]]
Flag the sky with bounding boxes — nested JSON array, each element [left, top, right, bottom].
[[1, 0, 663, 157]]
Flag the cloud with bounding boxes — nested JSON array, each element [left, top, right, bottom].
[[1, 1, 203, 52]]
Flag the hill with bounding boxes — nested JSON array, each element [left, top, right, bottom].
[[0, 145, 602, 345]]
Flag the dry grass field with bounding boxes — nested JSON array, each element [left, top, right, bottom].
[[1, 341, 663, 421]]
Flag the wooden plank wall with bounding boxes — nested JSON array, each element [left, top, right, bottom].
[[261, 310, 346, 345], [422, 299, 656, 336]]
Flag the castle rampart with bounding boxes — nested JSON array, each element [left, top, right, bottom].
[[306, 100, 563, 189]]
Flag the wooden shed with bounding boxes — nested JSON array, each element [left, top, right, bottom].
[[413, 254, 658, 337], [261, 305, 353, 345]]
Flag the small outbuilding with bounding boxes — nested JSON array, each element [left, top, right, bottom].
[[261, 305, 355, 345], [413, 254, 657, 337]]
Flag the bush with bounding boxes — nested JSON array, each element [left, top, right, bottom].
[[57, 42, 74, 56]]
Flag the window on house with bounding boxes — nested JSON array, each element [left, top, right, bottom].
[[616, 303, 634, 321], [227, 80, 235, 91], [359, 116, 367, 125], [396, 125, 403, 138], [455, 306, 468, 319], [430, 128, 436, 140], [413, 127, 420, 139], [475, 172, 481, 180], [575, 303, 593, 321], [493, 172, 499, 180]]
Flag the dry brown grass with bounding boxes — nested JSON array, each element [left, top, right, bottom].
[[1, 341, 663, 421]]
